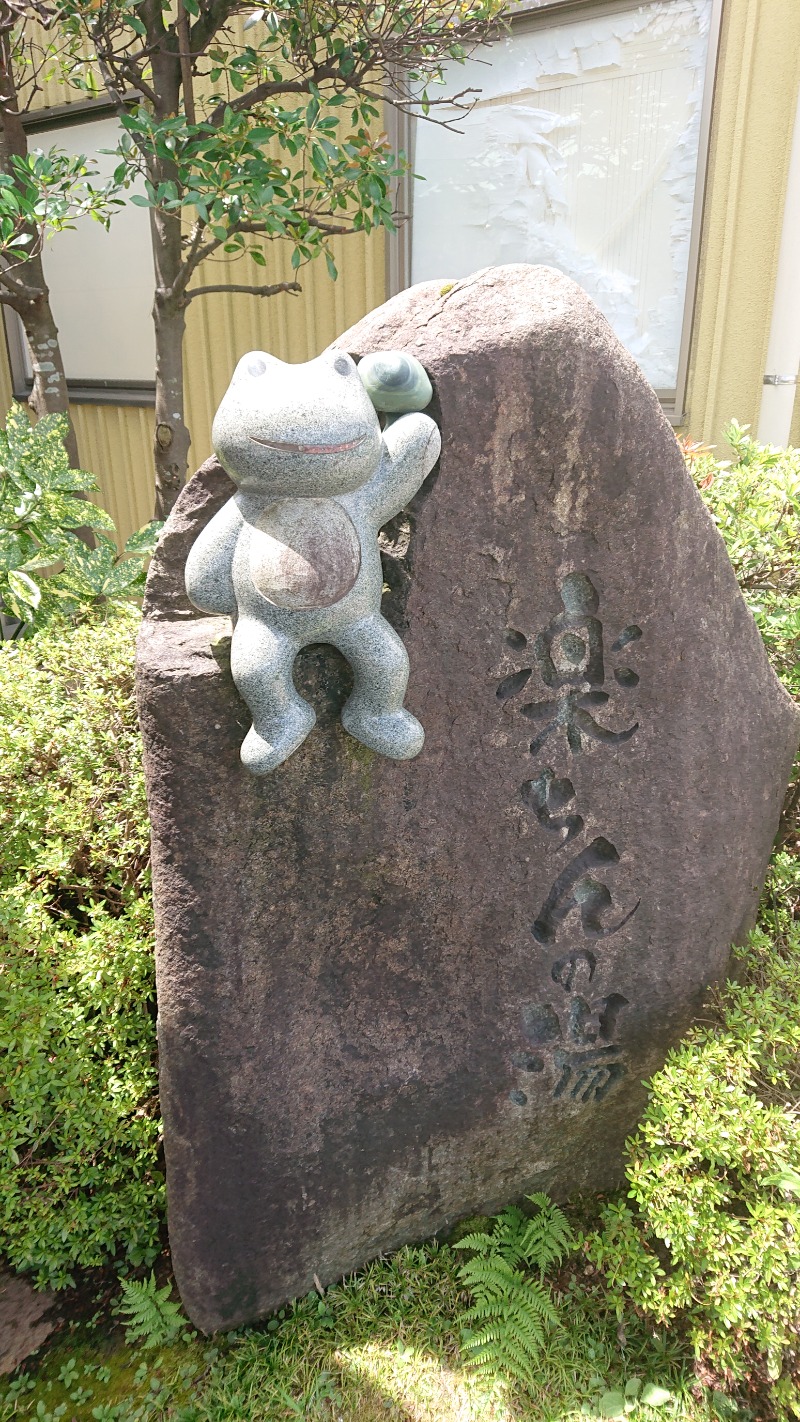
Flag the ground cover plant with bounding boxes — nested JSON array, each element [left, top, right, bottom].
[[1, 422, 798, 1419], [0, 1241, 702, 1422], [0, 608, 162, 1287]]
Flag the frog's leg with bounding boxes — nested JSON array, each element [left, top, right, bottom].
[[230, 618, 314, 775], [333, 614, 424, 761]]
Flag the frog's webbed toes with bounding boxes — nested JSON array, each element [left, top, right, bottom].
[[240, 704, 316, 775], [341, 705, 424, 760]]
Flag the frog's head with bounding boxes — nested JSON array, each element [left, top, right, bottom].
[[212, 348, 383, 497]]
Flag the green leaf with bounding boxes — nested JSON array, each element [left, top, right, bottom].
[[72, 503, 117, 533], [624, 1378, 642, 1398], [102, 561, 145, 598], [123, 521, 163, 558], [640, 1384, 673, 1408], [7, 568, 41, 609], [597, 1392, 626, 1419], [763, 1165, 800, 1195]]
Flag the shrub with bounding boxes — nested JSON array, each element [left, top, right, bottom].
[[682, 421, 800, 698], [0, 609, 162, 1288], [584, 908, 800, 1415], [582, 430, 800, 1417], [0, 405, 160, 636]]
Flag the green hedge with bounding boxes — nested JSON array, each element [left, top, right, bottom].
[[0, 609, 162, 1288], [585, 427, 800, 1418]]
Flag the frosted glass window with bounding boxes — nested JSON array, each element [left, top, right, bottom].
[[21, 115, 154, 387], [411, 0, 713, 392]]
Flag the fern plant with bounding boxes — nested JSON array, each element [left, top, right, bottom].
[[453, 1193, 575, 1388], [117, 1272, 185, 1348]]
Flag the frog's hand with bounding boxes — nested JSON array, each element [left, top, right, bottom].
[[360, 412, 441, 528], [185, 495, 243, 615]]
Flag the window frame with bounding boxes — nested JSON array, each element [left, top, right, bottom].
[[2, 96, 156, 407], [386, 0, 725, 423]]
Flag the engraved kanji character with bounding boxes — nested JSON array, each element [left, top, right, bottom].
[[522, 688, 638, 756], [552, 1046, 627, 1103], [531, 837, 639, 946], [534, 572, 604, 689], [521, 989, 628, 1051], [500, 573, 641, 756], [521, 768, 583, 845], [564, 991, 628, 1047]]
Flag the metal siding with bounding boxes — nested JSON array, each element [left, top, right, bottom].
[[71, 403, 154, 540], [0, 326, 13, 415]]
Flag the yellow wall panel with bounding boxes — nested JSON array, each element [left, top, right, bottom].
[[71, 403, 154, 538], [685, 0, 800, 448], [0, 326, 13, 416], [790, 390, 800, 451]]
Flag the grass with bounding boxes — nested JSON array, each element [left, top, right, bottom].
[[1, 1237, 725, 1422]]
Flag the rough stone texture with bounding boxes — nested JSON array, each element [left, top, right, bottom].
[[137, 265, 800, 1334], [0, 1274, 55, 1375]]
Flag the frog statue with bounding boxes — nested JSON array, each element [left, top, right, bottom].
[[184, 347, 441, 775]]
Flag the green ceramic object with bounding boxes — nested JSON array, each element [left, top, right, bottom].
[[357, 351, 433, 413]]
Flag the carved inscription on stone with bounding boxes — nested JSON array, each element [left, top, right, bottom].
[[498, 574, 643, 1108]]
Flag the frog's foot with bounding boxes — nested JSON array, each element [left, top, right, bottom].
[[241, 704, 316, 775], [341, 704, 424, 761]]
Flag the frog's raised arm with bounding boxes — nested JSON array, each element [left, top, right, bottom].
[[358, 413, 441, 530], [185, 495, 244, 615]]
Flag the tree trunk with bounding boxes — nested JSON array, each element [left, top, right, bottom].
[[0, 19, 86, 521], [148, 33, 192, 521], [19, 264, 80, 468], [0, 18, 78, 464], [152, 245, 191, 521]]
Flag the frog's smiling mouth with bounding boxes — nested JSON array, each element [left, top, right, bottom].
[[249, 432, 367, 455]]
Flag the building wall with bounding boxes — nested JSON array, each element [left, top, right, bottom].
[[1, 0, 798, 544], [76, 230, 385, 540], [685, 0, 800, 450]]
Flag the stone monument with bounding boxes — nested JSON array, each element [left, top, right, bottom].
[[137, 265, 799, 1333]]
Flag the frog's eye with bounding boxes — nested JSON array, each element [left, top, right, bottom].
[[247, 356, 268, 377], [333, 354, 351, 376]]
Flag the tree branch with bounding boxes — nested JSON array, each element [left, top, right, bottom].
[[0, 281, 42, 310], [232, 218, 354, 238], [189, 0, 235, 59], [185, 279, 301, 301], [206, 60, 343, 127], [176, 0, 196, 126], [0, 262, 43, 299]]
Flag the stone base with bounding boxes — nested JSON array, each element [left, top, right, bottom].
[[137, 266, 799, 1332]]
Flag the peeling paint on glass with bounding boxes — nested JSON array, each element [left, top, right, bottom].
[[411, 0, 712, 392]]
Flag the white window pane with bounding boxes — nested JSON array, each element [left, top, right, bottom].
[[411, 0, 713, 390], [28, 116, 154, 385]]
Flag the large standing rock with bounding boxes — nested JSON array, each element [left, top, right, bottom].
[[137, 265, 799, 1333]]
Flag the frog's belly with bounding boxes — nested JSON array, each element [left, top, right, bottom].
[[248, 498, 362, 610]]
